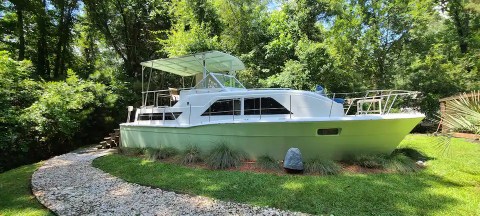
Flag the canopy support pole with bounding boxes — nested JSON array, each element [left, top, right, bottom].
[[202, 54, 206, 88], [141, 66, 144, 107]]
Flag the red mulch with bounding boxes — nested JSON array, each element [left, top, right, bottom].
[[118, 152, 393, 175], [155, 157, 392, 175]]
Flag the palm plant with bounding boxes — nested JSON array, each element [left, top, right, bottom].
[[441, 91, 480, 135]]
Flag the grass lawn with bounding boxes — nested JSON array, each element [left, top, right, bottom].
[[93, 135, 480, 215], [0, 163, 53, 216]]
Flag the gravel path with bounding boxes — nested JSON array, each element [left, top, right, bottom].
[[31, 147, 307, 216]]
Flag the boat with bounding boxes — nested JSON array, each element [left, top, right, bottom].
[[120, 51, 425, 160]]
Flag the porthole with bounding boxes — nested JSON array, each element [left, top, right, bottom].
[[317, 128, 341, 135]]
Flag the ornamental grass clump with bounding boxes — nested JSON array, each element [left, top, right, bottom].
[[385, 154, 420, 173], [304, 158, 342, 175], [143, 146, 178, 161], [181, 145, 202, 165], [351, 154, 388, 169], [206, 143, 246, 169], [144, 148, 159, 161], [256, 155, 281, 170], [118, 147, 144, 156], [156, 147, 179, 160]]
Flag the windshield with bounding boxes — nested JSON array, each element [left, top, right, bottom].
[[194, 73, 245, 89], [214, 74, 245, 88]]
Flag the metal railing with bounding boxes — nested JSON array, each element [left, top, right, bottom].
[[136, 88, 421, 126], [141, 87, 193, 107], [325, 90, 420, 115]]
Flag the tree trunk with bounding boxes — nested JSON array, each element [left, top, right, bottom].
[[53, 0, 77, 79], [36, 0, 50, 78], [16, 5, 25, 61]]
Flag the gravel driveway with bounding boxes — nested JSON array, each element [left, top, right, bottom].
[[31, 147, 307, 216]]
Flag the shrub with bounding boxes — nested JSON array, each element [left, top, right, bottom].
[[304, 158, 341, 175], [206, 143, 246, 169], [118, 147, 144, 156], [256, 155, 280, 170], [181, 145, 202, 165]]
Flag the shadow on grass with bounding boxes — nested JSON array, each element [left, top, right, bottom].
[[0, 163, 53, 216], [94, 154, 462, 215], [392, 147, 435, 161]]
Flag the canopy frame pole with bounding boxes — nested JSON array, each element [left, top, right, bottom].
[[141, 66, 145, 107], [229, 60, 234, 76], [144, 62, 153, 106], [202, 54, 206, 88]]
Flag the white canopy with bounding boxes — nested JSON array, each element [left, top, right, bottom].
[[140, 51, 245, 76]]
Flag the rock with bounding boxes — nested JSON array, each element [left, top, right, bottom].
[[416, 160, 427, 167], [283, 148, 304, 171]]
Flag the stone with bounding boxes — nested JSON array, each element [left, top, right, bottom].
[[283, 148, 304, 170], [416, 160, 427, 167]]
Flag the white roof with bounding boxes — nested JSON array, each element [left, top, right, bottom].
[[140, 51, 245, 76]]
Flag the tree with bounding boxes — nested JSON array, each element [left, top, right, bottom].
[[84, 0, 172, 78]]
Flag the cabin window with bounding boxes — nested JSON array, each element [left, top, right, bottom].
[[244, 97, 291, 115], [317, 128, 341, 135], [202, 98, 241, 116], [138, 112, 182, 120]]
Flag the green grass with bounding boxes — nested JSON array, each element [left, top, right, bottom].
[[0, 163, 53, 216], [93, 135, 480, 215]]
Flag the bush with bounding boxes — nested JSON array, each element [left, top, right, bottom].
[[256, 155, 280, 170], [206, 143, 246, 169], [0, 52, 123, 172], [181, 145, 202, 165], [304, 158, 341, 175]]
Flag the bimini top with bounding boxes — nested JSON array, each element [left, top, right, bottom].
[[140, 51, 245, 76]]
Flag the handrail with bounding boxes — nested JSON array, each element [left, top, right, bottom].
[[332, 90, 420, 115]]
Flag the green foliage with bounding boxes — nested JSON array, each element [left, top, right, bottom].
[[256, 155, 280, 170], [181, 145, 202, 165], [0, 52, 40, 172], [206, 143, 246, 169], [304, 158, 342, 175], [0, 52, 119, 172], [21, 70, 116, 154]]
